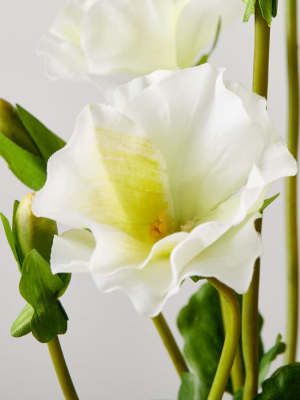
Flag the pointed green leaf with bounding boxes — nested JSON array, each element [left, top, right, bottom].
[[1, 212, 21, 270], [260, 193, 280, 213], [177, 283, 227, 398], [178, 373, 204, 400], [0, 132, 46, 190], [243, 0, 256, 22], [259, 0, 273, 26], [196, 19, 222, 66], [258, 335, 286, 386], [255, 363, 300, 399], [19, 250, 68, 343], [57, 273, 72, 298], [16, 105, 65, 161], [11, 303, 34, 338]]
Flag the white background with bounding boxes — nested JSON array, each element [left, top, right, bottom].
[[0, 1, 299, 399]]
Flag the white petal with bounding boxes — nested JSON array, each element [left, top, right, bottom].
[[38, 36, 88, 80], [176, 213, 263, 294], [176, 0, 244, 68], [33, 104, 174, 243], [49, 0, 84, 46], [225, 80, 298, 182], [114, 65, 266, 225], [51, 229, 96, 273], [92, 231, 187, 316], [81, 0, 177, 74]]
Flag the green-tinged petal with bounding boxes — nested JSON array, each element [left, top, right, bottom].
[[16, 105, 65, 161], [33, 104, 174, 243], [11, 304, 34, 338], [0, 133, 47, 190]]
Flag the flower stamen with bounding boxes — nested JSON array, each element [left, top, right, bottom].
[[150, 210, 168, 240]]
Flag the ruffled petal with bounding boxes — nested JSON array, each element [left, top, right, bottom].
[[51, 229, 96, 273], [175, 0, 244, 68], [92, 231, 187, 316], [81, 0, 177, 74], [33, 104, 174, 242], [114, 65, 267, 225], [174, 213, 263, 294]]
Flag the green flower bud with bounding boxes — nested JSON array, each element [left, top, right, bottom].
[[15, 193, 57, 264], [0, 99, 41, 156]]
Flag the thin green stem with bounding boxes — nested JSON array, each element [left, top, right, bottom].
[[220, 295, 244, 392], [242, 3, 270, 398], [207, 279, 240, 400], [152, 313, 189, 376], [47, 337, 79, 400], [285, 0, 299, 365]]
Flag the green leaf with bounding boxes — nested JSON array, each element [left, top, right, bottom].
[[57, 273, 72, 298], [195, 19, 222, 65], [243, 0, 256, 22], [0, 132, 47, 190], [0, 212, 21, 270], [16, 105, 65, 161], [255, 363, 300, 399], [178, 373, 204, 400], [272, 0, 278, 17], [11, 303, 34, 338], [19, 250, 68, 343], [258, 334, 286, 386], [233, 388, 244, 400], [259, 0, 273, 26], [260, 193, 280, 213], [177, 283, 227, 398]]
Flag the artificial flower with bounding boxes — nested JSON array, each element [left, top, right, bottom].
[[39, 0, 244, 94], [32, 64, 297, 317]]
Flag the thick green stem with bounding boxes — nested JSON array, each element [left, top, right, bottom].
[[152, 313, 188, 376], [242, 3, 270, 398], [47, 337, 79, 400], [207, 279, 240, 400], [220, 295, 244, 392], [285, 0, 299, 365]]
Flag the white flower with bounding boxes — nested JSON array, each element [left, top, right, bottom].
[[32, 64, 297, 317], [39, 0, 244, 94]]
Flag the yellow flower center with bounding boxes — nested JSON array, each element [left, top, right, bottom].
[[150, 210, 168, 240]]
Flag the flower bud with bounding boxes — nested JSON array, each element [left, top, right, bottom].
[[0, 99, 41, 156], [15, 193, 57, 264]]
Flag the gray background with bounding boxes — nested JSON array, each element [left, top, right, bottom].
[[0, 1, 299, 399]]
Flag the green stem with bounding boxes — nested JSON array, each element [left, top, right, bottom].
[[152, 313, 189, 376], [242, 3, 270, 398], [207, 278, 240, 400], [220, 295, 244, 392], [47, 337, 79, 400], [285, 0, 299, 365]]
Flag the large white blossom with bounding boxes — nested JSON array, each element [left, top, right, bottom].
[[32, 64, 297, 317], [39, 0, 243, 94]]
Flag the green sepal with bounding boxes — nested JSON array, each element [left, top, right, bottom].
[[258, 334, 286, 386], [0, 132, 46, 190], [11, 303, 34, 338], [0, 99, 41, 156], [0, 212, 21, 270], [57, 273, 72, 298], [255, 363, 300, 399], [243, 0, 277, 25], [178, 373, 205, 400], [177, 283, 232, 398], [19, 250, 68, 343], [16, 105, 65, 161], [195, 19, 221, 66], [260, 193, 280, 213]]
